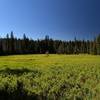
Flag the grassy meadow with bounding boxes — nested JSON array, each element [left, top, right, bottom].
[[0, 54, 100, 100]]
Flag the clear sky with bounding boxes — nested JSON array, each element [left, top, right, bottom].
[[0, 0, 100, 40]]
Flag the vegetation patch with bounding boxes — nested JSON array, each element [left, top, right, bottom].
[[0, 55, 99, 99]]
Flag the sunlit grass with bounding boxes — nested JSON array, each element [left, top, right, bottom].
[[0, 54, 99, 68], [0, 54, 100, 99]]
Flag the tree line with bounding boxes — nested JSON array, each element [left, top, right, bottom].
[[0, 31, 100, 55]]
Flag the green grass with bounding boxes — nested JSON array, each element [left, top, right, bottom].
[[0, 54, 100, 100], [0, 54, 100, 68]]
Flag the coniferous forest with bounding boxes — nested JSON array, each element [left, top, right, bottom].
[[0, 31, 100, 55], [0, 32, 100, 100]]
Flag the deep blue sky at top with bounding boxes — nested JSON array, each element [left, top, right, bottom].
[[0, 0, 100, 40]]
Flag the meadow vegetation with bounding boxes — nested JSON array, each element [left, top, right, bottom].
[[0, 54, 100, 100]]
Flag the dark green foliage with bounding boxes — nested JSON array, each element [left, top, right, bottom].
[[0, 64, 99, 100], [0, 68, 43, 100], [0, 32, 100, 55], [96, 34, 100, 55]]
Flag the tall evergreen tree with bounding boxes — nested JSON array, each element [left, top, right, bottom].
[[96, 34, 100, 55], [10, 31, 15, 54], [0, 32, 99, 55], [93, 39, 97, 55]]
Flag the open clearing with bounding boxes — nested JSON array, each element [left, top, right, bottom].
[[0, 54, 100, 100]]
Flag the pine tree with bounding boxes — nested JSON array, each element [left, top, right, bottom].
[[57, 43, 64, 54], [93, 39, 97, 55], [96, 34, 100, 55], [0, 37, 3, 55], [10, 31, 15, 54], [6, 34, 9, 54]]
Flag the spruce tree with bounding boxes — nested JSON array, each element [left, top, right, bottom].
[[96, 34, 100, 55]]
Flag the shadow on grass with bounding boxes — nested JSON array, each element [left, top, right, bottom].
[[0, 68, 44, 100], [0, 68, 41, 76], [0, 80, 42, 100]]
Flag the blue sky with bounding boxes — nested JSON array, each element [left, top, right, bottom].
[[0, 0, 100, 40]]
